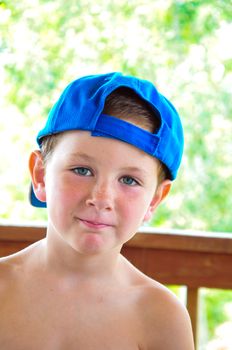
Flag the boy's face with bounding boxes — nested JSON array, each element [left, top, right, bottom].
[[30, 131, 170, 255]]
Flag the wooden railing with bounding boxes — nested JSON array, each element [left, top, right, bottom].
[[1, 223, 232, 348]]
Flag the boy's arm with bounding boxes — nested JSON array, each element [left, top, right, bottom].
[[143, 287, 195, 350], [158, 300, 195, 350]]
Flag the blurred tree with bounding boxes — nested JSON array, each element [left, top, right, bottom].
[[0, 0, 232, 231]]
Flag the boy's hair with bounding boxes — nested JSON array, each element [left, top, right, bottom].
[[41, 87, 169, 184]]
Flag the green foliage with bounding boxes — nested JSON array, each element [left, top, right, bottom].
[[202, 289, 232, 339]]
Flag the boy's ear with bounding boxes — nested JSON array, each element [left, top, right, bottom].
[[143, 180, 172, 222], [29, 150, 46, 203]]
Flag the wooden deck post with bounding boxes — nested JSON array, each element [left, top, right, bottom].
[[187, 287, 199, 347]]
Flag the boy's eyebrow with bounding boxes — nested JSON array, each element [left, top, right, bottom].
[[119, 165, 142, 172], [69, 152, 94, 161], [120, 166, 150, 176]]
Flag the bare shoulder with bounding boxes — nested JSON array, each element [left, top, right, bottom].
[[141, 281, 194, 349], [0, 240, 42, 295], [122, 258, 195, 350], [0, 250, 25, 293], [0, 255, 21, 311], [0, 254, 19, 281]]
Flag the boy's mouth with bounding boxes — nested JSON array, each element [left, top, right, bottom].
[[77, 217, 113, 229]]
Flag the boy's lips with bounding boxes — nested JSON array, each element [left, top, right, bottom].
[[77, 217, 114, 229]]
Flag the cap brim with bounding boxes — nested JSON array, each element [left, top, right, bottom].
[[29, 184, 47, 208]]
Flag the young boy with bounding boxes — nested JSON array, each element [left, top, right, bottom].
[[0, 72, 194, 349]]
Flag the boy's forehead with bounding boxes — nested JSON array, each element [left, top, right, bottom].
[[53, 129, 160, 176]]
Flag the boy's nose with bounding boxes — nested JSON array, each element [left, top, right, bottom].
[[86, 182, 114, 211]]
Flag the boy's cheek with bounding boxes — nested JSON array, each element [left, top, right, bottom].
[[142, 207, 154, 223], [142, 193, 162, 222]]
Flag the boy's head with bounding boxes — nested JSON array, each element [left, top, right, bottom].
[[30, 72, 184, 208]]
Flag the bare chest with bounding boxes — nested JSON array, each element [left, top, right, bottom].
[[0, 285, 144, 350]]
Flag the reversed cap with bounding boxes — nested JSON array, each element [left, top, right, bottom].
[[30, 72, 184, 207]]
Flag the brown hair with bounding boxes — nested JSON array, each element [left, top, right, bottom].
[[103, 87, 160, 132], [40, 87, 169, 183]]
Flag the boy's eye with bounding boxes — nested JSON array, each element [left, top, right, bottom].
[[120, 176, 139, 186], [73, 167, 92, 176]]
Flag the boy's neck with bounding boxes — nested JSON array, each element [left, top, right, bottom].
[[40, 232, 124, 284]]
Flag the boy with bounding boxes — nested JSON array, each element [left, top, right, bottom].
[[0, 72, 194, 349]]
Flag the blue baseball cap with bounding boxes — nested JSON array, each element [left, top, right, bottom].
[[30, 72, 184, 208]]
